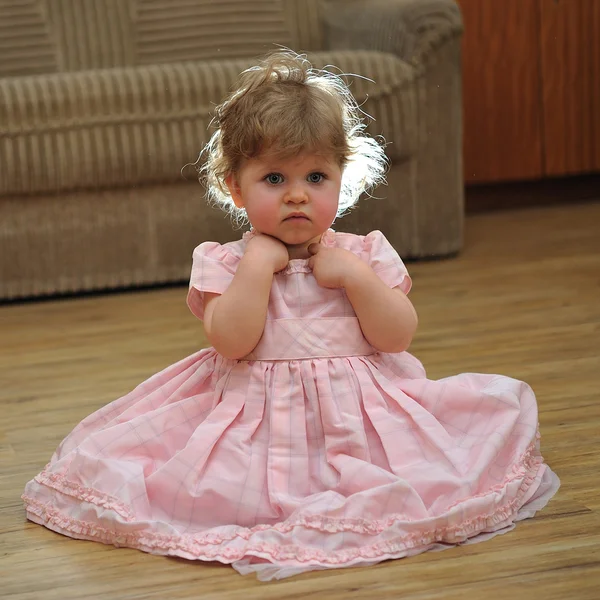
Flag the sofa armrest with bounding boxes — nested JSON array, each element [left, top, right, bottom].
[[322, 0, 464, 257], [322, 0, 462, 70]]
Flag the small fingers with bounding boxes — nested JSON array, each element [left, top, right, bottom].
[[307, 243, 320, 255]]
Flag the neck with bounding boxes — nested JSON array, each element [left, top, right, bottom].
[[285, 230, 328, 259], [286, 242, 312, 260]]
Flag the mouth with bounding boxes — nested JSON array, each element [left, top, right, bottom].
[[284, 213, 310, 222]]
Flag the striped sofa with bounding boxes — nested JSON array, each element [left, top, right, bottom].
[[0, 0, 463, 300]]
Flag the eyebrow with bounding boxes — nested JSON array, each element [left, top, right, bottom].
[[257, 162, 333, 172]]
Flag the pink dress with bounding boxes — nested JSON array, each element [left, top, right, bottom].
[[22, 229, 559, 580]]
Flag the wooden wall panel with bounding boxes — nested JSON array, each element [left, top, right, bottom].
[[539, 0, 600, 176], [457, 0, 544, 183]]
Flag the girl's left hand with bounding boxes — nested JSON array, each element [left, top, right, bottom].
[[307, 244, 365, 289]]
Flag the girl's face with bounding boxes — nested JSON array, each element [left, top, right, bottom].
[[226, 152, 342, 255]]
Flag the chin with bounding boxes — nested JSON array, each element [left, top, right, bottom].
[[282, 234, 315, 247]]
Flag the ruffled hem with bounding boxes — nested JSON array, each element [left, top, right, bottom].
[[22, 438, 550, 569], [33, 464, 136, 521]]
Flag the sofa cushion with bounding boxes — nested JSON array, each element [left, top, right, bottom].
[[0, 0, 292, 77], [0, 0, 58, 77], [283, 0, 325, 52], [135, 0, 292, 65], [0, 51, 415, 196]]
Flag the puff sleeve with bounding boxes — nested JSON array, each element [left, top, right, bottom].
[[363, 230, 412, 294], [186, 242, 241, 321]]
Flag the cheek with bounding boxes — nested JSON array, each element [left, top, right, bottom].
[[245, 189, 280, 228], [313, 185, 340, 223]]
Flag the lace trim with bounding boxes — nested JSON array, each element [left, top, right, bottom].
[[33, 464, 135, 521], [22, 438, 544, 566], [445, 430, 541, 512], [282, 260, 312, 274]]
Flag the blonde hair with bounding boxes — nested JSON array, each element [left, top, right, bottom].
[[198, 50, 387, 223]]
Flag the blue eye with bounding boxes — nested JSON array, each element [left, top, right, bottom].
[[308, 172, 325, 183], [265, 173, 283, 185]]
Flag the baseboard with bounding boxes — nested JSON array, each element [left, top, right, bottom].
[[465, 173, 600, 214]]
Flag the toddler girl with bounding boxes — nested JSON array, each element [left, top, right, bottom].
[[23, 51, 559, 581]]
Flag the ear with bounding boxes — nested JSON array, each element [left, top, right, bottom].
[[225, 173, 244, 209]]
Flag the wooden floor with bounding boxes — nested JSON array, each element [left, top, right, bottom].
[[2, 202, 600, 599]]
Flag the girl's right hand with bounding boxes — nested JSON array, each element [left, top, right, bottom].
[[245, 233, 289, 273]]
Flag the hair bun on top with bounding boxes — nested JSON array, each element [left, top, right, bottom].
[[199, 49, 388, 224], [226, 50, 313, 98]]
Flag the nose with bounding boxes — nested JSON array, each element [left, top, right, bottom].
[[283, 182, 308, 204]]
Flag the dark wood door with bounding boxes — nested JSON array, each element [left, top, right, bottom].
[[458, 0, 544, 183], [539, 0, 600, 176]]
